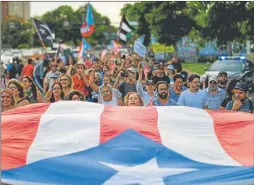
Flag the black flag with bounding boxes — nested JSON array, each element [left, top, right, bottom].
[[32, 18, 54, 48], [117, 15, 134, 44]]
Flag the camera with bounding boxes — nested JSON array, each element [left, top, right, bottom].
[[120, 72, 128, 77]]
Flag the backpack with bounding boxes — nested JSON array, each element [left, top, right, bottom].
[[248, 100, 253, 113]]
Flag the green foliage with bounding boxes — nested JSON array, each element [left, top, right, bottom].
[[202, 2, 252, 44], [17, 43, 30, 49]]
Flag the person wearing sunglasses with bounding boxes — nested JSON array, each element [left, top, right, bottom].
[[45, 82, 65, 103], [7, 79, 30, 108], [43, 62, 61, 94], [1, 88, 15, 112], [203, 76, 226, 110]]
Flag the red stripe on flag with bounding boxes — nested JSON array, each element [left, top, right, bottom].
[[208, 110, 254, 166], [1, 103, 50, 170], [100, 106, 160, 144]]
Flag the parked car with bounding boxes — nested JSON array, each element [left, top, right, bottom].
[[201, 56, 254, 91]]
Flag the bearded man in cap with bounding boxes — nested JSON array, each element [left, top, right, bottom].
[[204, 76, 226, 110], [226, 82, 253, 113], [218, 71, 228, 89]]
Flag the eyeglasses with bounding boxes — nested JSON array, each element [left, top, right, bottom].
[[210, 81, 217, 85], [51, 65, 57, 68], [8, 86, 17, 90], [22, 80, 29, 83], [61, 79, 68, 81], [53, 87, 61, 90], [1, 95, 10, 99]]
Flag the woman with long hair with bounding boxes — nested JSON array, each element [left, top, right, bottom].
[[45, 82, 65, 103], [22, 76, 43, 103], [1, 88, 15, 112], [7, 79, 30, 108], [59, 73, 73, 98], [124, 92, 144, 106]]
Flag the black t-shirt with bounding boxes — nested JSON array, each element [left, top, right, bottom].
[[119, 82, 137, 99], [221, 96, 232, 108], [172, 62, 182, 73], [152, 75, 170, 85]]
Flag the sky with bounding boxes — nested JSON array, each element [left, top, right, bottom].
[[30, 2, 131, 26]]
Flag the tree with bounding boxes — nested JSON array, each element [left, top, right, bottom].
[[202, 2, 250, 55], [41, 4, 117, 47], [121, 2, 162, 46], [147, 2, 198, 53]]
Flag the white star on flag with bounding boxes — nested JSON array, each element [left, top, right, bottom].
[[101, 158, 197, 185], [39, 28, 46, 35]]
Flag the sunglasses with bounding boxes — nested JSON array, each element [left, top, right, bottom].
[[61, 79, 69, 81], [210, 81, 217, 85]]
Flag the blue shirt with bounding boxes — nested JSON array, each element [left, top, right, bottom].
[[169, 86, 187, 103], [136, 81, 154, 106], [177, 89, 207, 109], [204, 88, 226, 110], [226, 100, 253, 113], [152, 97, 178, 106]]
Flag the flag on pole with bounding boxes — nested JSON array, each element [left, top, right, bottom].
[[80, 3, 95, 38], [117, 15, 134, 43], [32, 18, 54, 49], [1, 102, 254, 185], [78, 38, 91, 59]]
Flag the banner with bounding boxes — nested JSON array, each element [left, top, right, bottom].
[[134, 35, 146, 58], [152, 43, 175, 52]]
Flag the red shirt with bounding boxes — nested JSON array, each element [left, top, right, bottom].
[[22, 64, 34, 78]]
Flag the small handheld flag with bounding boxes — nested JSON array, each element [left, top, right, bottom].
[[78, 38, 91, 59], [134, 35, 147, 58], [80, 3, 95, 37]]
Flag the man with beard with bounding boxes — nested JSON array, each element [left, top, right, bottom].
[[226, 82, 253, 113], [204, 76, 226, 110], [114, 68, 137, 99], [177, 74, 207, 109], [148, 81, 177, 106], [218, 71, 228, 89]]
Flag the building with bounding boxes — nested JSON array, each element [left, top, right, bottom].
[[1, 1, 30, 22]]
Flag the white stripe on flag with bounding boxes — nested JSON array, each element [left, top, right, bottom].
[[156, 106, 240, 166], [27, 101, 104, 164], [121, 22, 132, 33], [118, 32, 127, 41]]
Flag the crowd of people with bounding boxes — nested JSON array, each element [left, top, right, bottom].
[[1, 51, 253, 113]]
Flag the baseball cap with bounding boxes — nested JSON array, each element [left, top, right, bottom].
[[234, 82, 248, 92], [167, 65, 174, 70], [209, 76, 218, 83], [145, 80, 154, 86], [218, 71, 227, 77]]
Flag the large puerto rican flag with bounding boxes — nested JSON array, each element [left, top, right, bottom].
[[1, 102, 254, 185]]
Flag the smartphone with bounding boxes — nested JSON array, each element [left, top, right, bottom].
[[121, 72, 128, 77]]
